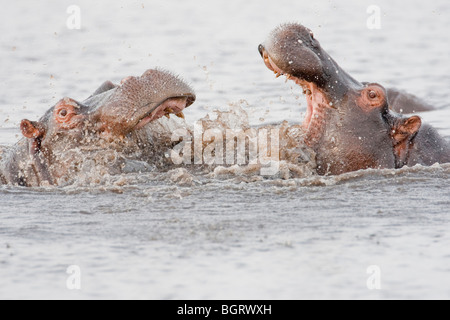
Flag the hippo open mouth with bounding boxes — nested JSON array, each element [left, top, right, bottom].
[[86, 69, 196, 137], [0, 68, 197, 186], [257, 24, 398, 174], [258, 23, 450, 176], [258, 44, 334, 146], [134, 96, 191, 130]]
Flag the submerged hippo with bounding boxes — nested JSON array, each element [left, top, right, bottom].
[[0, 69, 195, 186], [259, 23, 450, 175]]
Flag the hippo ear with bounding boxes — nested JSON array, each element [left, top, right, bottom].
[[20, 119, 46, 154], [20, 119, 45, 139], [391, 116, 422, 145], [89, 80, 117, 98], [390, 116, 421, 167]]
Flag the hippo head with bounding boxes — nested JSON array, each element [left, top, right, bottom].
[[259, 23, 422, 175], [15, 69, 195, 186]]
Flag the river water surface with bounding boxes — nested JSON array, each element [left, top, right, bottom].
[[0, 0, 449, 299]]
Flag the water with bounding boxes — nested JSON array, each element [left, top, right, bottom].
[[0, 0, 449, 299]]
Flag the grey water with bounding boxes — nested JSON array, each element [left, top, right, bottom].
[[0, 0, 449, 299]]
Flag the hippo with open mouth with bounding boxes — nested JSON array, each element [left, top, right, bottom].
[[0, 69, 195, 186], [259, 23, 450, 175]]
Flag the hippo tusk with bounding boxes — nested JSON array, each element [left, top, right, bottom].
[[285, 74, 294, 83], [175, 112, 185, 119], [164, 107, 174, 119]]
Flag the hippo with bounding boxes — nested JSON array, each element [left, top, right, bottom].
[[0, 69, 195, 186], [258, 23, 450, 175]]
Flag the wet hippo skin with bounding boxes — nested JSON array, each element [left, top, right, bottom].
[[0, 69, 196, 186], [258, 23, 450, 175]]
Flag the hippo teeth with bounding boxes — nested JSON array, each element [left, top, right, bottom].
[[165, 108, 185, 119], [175, 112, 185, 119], [136, 98, 188, 128], [165, 107, 174, 119]]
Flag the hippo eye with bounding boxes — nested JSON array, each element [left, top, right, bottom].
[[53, 98, 81, 126], [368, 90, 377, 99], [59, 109, 68, 117], [55, 106, 76, 123], [357, 85, 387, 112]]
